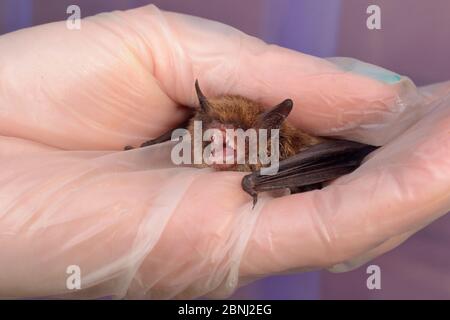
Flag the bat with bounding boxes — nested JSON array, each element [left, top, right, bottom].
[[125, 80, 377, 206]]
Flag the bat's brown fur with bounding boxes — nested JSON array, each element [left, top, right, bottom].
[[187, 94, 322, 172]]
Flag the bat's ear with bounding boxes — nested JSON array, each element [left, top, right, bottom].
[[195, 79, 212, 112], [256, 99, 293, 129]]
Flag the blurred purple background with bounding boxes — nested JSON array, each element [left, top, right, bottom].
[[0, 0, 449, 299]]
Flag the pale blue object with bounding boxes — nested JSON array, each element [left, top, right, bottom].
[[328, 57, 402, 84]]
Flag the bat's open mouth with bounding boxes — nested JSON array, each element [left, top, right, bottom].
[[207, 128, 238, 169]]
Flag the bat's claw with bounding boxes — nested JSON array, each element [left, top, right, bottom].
[[252, 195, 258, 209], [242, 173, 259, 209]]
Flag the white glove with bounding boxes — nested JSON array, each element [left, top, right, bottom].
[[0, 5, 448, 299]]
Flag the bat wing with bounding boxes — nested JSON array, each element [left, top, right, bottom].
[[241, 140, 378, 206], [124, 117, 193, 150]]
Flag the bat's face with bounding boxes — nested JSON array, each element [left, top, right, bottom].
[[189, 95, 265, 171], [188, 81, 298, 172]]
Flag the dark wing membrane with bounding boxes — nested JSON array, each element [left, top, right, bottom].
[[124, 117, 192, 150], [241, 140, 378, 206], [139, 128, 178, 148]]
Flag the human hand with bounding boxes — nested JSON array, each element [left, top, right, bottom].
[[0, 5, 448, 299]]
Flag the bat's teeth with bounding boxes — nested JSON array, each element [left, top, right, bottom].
[[206, 130, 237, 165]]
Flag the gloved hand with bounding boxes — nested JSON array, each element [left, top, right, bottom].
[[0, 4, 448, 299]]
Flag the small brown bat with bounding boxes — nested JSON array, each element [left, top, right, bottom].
[[125, 80, 377, 205]]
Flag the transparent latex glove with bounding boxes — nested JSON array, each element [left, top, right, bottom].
[[0, 5, 449, 299]]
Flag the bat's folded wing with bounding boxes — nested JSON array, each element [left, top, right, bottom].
[[242, 140, 378, 205]]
